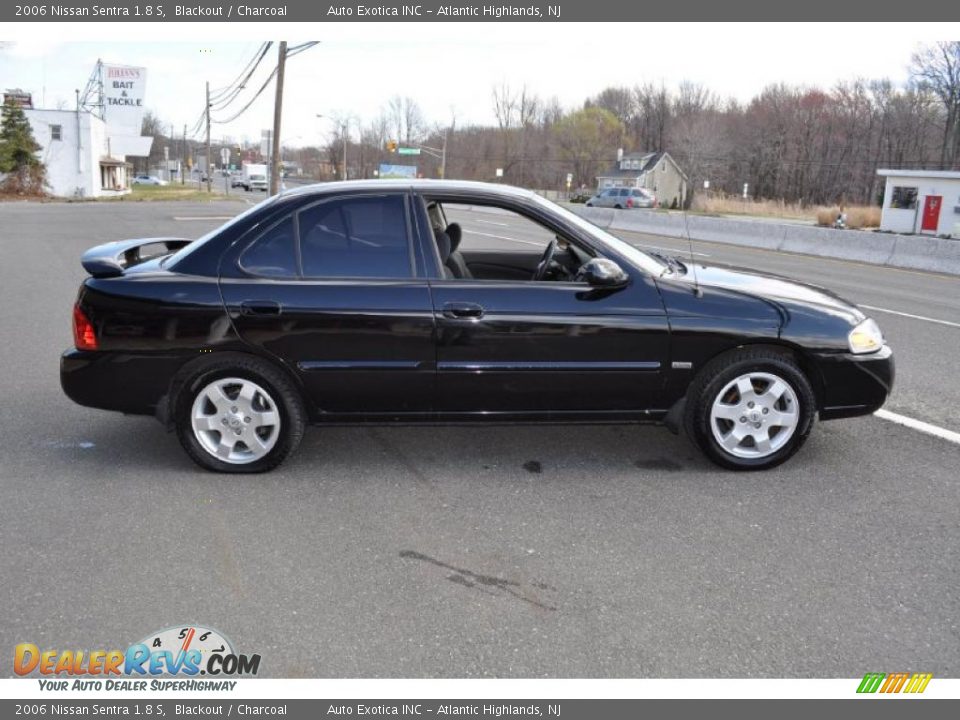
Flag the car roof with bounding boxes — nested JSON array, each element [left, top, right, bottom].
[[279, 179, 539, 201]]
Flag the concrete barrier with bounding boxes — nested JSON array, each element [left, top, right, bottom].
[[569, 206, 960, 276], [888, 233, 960, 274]]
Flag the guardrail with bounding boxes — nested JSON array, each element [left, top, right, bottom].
[[569, 206, 960, 276]]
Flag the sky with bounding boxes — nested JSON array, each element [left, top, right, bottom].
[[0, 24, 955, 148]]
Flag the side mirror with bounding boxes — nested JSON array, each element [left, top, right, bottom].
[[577, 257, 629, 288]]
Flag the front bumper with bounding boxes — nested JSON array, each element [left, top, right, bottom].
[[60, 349, 184, 417], [815, 344, 894, 420]]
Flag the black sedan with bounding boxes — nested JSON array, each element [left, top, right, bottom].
[[61, 180, 893, 472]]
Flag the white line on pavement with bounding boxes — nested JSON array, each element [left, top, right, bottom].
[[860, 304, 960, 329], [463, 229, 545, 247], [173, 216, 235, 221], [874, 409, 960, 446], [475, 218, 510, 227]]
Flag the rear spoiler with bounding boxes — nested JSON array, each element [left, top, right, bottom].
[[80, 237, 193, 278]]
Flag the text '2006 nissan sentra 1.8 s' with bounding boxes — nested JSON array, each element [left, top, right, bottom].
[[61, 180, 893, 473]]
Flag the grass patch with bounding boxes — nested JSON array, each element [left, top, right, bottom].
[[692, 193, 881, 228], [97, 184, 239, 202]]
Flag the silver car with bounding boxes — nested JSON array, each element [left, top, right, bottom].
[[586, 187, 656, 209]]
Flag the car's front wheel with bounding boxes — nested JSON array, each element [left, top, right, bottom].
[[684, 349, 816, 470], [175, 358, 305, 472]]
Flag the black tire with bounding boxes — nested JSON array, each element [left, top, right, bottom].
[[175, 356, 306, 473], [585, 202, 593, 207], [614, 204, 622, 209], [683, 348, 816, 471]]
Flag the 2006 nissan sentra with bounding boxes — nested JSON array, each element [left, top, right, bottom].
[[61, 180, 893, 472]]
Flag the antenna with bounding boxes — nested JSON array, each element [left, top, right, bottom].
[[681, 204, 702, 297]]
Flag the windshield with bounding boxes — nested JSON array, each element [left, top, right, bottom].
[[529, 193, 668, 275], [162, 194, 279, 267]]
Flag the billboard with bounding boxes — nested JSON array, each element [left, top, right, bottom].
[[102, 64, 147, 136], [379, 163, 417, 179]]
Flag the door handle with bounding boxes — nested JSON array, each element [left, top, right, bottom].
[[240, 300, 282, 316], [442, 302, 484, 319]]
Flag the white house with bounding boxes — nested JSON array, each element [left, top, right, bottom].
[[877, 169, 960, 238], [25, 108, 138, 199]]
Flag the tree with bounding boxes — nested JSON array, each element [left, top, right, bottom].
[[910, 41, 960, 168], [0, 98, 46, 195], [555, 107, 623, 188]]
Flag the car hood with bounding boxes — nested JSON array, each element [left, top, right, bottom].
[[681, 261, 866, 326]]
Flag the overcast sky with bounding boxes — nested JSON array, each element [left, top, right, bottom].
[[0, 24, 955, 147]]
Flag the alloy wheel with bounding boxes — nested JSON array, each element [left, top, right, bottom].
[[709, 371, 799, 459], [190, 377, 281, 464]]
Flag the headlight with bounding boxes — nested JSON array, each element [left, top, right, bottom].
[[848, 318, 884, 354]]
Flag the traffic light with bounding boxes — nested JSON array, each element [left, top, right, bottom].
[[386, 140, 397, 153]]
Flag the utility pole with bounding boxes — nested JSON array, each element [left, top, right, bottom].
[[342, 120, 348, 181], [205, 81, 212, 193], [440, 129, 447, 179], [181, 124, 187, 185], [270, 41, 287, 195]]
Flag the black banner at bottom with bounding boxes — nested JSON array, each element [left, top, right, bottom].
[[2, 699, 959, 720]]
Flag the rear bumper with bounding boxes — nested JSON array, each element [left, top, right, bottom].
[[60, 349, 183, 417], [815, 345, 895, 420]]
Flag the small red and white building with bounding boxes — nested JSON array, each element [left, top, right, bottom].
[[877, 169, 960, 238]]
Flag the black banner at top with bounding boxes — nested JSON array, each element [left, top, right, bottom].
[[4, 0, 960, 22]]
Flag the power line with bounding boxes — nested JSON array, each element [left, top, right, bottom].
[[211, 42, 320, 126], [209, 42, 271, 101], [210, 43, 274, 111]]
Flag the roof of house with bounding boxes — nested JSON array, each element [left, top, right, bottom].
[[877, 168, 960, 180], [597, 151, 689, 180]]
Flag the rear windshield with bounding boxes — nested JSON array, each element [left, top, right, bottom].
[[163, 194, 279, 268]]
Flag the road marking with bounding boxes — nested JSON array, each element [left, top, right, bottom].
[[463, 229, 545, 247], [875, 409, 960, 446], [859, 304, 960, 329], [173, 216, 235, 221], [474, 218, 510, 227]]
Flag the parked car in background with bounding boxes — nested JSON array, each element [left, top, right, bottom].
[[586, 187, 656, 209], [61, 180, 893, 474], [132, 175, 167, 186]]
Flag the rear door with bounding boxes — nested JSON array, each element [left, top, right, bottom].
[[219, 192, 436, 416]]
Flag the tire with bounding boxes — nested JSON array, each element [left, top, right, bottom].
[[683, 348, 816, 471], [585, 202, 593, 207], [175, 356, 306, 473], [614, 204, 622, 209]]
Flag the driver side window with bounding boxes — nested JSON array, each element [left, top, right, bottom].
[[424, 202, 590, 284]]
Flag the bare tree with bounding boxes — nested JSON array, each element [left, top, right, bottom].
[[910, 41, 960, 167]]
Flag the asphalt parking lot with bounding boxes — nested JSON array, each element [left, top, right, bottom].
[[1, 199, 958, 678]]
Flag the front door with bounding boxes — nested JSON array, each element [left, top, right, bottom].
[[219, 192, 436, 416], [429, 278, 670, 416], [921, 195, 942, 233]]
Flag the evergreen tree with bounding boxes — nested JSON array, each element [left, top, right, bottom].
[[0, 98, 47, 194]]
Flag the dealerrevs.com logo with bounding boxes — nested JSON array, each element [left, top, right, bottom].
[[14, 625, 261, 689]]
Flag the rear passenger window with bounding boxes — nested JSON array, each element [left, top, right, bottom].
[[298, 195, 411, 278], [239, 216, 298, 277]]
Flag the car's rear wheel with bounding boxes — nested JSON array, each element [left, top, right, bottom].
[[175, 358, 305, 473], [684, 349, 815, 470]]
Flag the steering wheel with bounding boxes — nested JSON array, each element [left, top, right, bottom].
[[532, 239, 558, 281]]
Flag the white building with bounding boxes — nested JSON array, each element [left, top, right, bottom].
[[25, 108, 138, 199], [877, 169, 960, 238]]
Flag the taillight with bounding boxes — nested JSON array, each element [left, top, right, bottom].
[[73, 305, 98, 351], [627, 198, 633, 208]]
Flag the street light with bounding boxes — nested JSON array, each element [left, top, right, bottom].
[[317, 113, 348, 181]]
